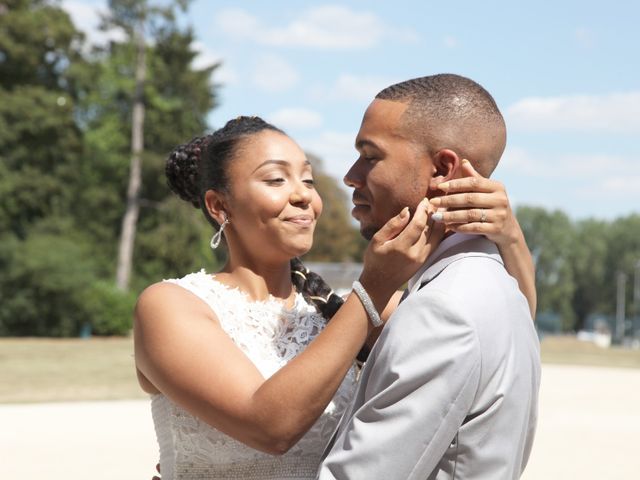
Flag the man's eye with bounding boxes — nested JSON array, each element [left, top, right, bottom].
[[303, 179, 315, 187]]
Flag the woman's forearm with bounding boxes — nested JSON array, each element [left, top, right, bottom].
[[497, 229, 537, 319]]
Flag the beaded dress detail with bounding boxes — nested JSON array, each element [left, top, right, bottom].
[[150, 270, 358, 480]]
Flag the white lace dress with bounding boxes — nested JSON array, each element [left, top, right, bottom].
[[150, 270, 358, 480]]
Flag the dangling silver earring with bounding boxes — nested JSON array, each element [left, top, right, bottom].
[[210, 214, 229, 250]]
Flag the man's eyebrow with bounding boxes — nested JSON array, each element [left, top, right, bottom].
[[251, 159, 311, 173], [355, 139, 381, 150]]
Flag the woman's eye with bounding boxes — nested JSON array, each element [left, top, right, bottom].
[[303, 179, 315, 187], [265, 178, 285, 185]]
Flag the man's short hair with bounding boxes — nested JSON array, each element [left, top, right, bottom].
[[376, 74, 506, 176]]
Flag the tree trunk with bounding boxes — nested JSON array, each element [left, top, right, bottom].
[[116, 23, 146, 291]]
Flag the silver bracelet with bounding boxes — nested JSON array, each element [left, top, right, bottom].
[[352, 281, 383, 328]]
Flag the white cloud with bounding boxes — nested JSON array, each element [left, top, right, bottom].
[[62, 0, 125, 47], [501, 146, 640, 178], [252, 54, 299, 92], [298, 131, 358, 180], [601, 176, 640, 194], [574, 27, 594, 48], [443, 35, 459, 48], [506, 92, 640, 134], [311, 74, 398, 103], [191, 42, 237, 84], [268, 108, 323, 130], [215, 6, 416, 50], [215, 8, 260, 37], [497, 146, 640, 218]]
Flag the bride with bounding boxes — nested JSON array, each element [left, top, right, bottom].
[[134, 116, 534, 479]]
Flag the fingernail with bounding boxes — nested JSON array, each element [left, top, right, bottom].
[[438, 182, 449, 191], [399, 207, 409, 218], [432, 212, 444, 222], [430, 197, 441, 206], [462, 158, 470, 164]]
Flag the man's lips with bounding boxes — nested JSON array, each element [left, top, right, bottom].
[[351, 192, 369, 207]]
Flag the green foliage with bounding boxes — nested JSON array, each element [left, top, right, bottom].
[[84, 281, 137, 335], [0, 0, 84, 90], [0, 0, 220, 336], [570, 219, 610, 329], [304, 154, 366, 262], [0, 225, 100, 336], [517, 206, 577, 330], [517, 207, 640, 332]]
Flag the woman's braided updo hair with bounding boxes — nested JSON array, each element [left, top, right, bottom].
[[165, 116, 364, 359]]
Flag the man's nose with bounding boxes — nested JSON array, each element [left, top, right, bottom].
[[343, 162, 363, 189]]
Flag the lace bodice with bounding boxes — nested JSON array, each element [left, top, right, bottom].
[[150, 270, 358, 479]]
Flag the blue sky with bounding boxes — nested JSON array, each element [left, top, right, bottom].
[[65, 0, 640, 220]]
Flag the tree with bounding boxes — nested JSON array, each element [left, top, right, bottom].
[[517, 206, 576, 331], [0, 0, 219, 335], [570, 218, 610, 330], [304, 154, 366, 262], [0, 0, 101, 336], [82, 1, 219, 292], [604, 215, 640, 322], [0, 0, 86, 238], [98, 0, 191, 290]]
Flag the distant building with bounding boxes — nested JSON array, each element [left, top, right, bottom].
[[305, 262, 363, 296]]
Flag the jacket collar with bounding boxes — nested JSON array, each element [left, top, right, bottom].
[[406, 233, 504, 295]]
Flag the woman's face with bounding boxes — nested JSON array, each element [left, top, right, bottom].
[[220, 130, 323, 262]]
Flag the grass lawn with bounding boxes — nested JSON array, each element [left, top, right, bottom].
[[538, 334, 640, 369], [1, 335, 640, 403], [0, 337, 146, 404]]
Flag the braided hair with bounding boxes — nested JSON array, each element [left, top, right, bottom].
[[290, 258, 369, 362], [166, 117, 368, 360]]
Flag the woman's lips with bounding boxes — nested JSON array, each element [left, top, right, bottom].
[[284, 215, 314, 226]]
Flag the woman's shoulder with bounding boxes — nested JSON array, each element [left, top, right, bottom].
[[135, 271, 217, 323]]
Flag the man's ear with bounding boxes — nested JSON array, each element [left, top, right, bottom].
[[429, 148, 461, 192], [203, 189, 228, 225]]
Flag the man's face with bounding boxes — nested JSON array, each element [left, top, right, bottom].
[[344, 99, 434, 240]]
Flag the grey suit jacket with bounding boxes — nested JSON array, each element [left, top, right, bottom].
[[318, 234, 541, 479]]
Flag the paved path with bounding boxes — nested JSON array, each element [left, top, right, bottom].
[[522, 364, 640, 480], [1, 400, 157, 480], [2, 364, 640, 479]]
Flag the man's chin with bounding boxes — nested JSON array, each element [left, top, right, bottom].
[[359, 224, 379, 241]]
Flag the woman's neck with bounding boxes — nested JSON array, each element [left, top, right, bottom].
[[216, 256, 294, 303]]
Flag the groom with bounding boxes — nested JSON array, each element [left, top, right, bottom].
[[317, 74, 541, 479]]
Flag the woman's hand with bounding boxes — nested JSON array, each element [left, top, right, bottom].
[[429, 159, 520, 246], [359, 198, 445, 303], [429, 159, 537, 317]]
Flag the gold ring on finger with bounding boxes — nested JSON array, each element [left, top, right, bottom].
[[480, 209, 487, 223]]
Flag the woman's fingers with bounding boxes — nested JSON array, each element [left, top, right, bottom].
[[436, 159, 503, 195], [371, 206, 410, 244], [435, 207, 507, 225], [436, 176, 497, 195], [392, 198, 430, 247], [430, 191, 504, 210]]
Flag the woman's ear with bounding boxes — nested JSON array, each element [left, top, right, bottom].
[[429, 148, 461, 191], [203, 190, 228, 225]]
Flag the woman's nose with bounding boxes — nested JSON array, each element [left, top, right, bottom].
[[291, 179, 312, 204]]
